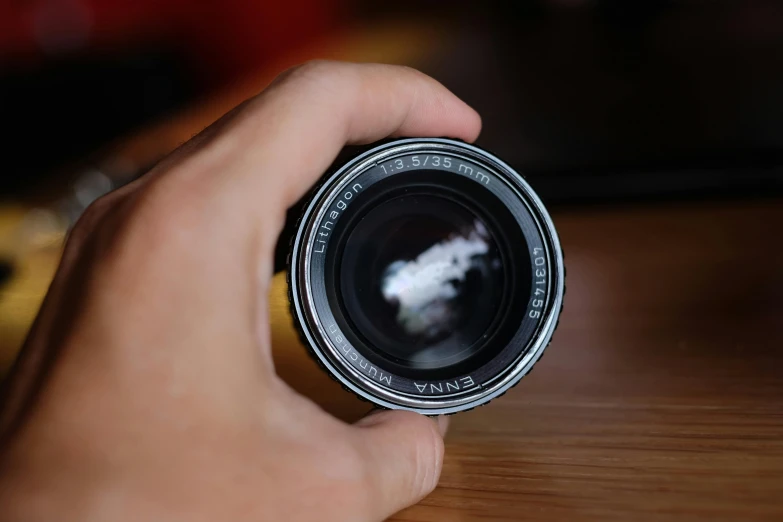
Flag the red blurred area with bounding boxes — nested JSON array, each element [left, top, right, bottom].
[[0, 0, 342, 85]]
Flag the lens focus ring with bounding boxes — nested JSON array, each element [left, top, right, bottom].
[[288, 138, 564, 415]]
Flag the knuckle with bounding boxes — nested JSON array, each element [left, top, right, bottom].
[[68, 173, 212, 268], [287, 59, 339, 80], [397, 64, 424, 77], [275, 60, 348, 95], [66, 190, 126, 251], [58, 189, 138, 274], [67, 158, 235, 271], [69, 192, 118, 238]]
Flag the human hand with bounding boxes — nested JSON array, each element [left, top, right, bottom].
[[0, 61, 481, 521]]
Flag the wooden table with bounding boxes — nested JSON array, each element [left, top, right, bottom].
[[270, 198, 783, 521]]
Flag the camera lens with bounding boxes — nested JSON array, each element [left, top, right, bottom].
[[289, 138, 564, 414]]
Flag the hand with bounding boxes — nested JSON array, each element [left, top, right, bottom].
[[0, 61, 481, 522]]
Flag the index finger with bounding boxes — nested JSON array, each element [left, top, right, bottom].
[[236, 61, 481, 202], [155, 61, 482, 239]]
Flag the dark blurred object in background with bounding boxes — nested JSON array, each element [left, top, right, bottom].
[[409, 0, 783, 202], [1, 50, 193, 193], [2, 0, 783, 202], [0, 0, 340, 194], [0, 259, 11, 287]]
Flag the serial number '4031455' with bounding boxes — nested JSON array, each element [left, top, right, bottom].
[[529, 247, 547, 319]]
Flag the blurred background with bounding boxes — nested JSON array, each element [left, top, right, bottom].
[[2, 0, 783, 375]]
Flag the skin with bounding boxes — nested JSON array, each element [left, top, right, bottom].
[[0, 61, 482, 522]]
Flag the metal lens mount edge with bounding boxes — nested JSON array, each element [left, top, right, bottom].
[[289, 138, 564, 415]]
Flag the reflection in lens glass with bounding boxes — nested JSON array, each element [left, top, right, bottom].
[[338, 194, 506, 370], [380, 220, 491, 340]]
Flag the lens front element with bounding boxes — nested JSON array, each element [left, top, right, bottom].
[[339, 194, 505, 371]]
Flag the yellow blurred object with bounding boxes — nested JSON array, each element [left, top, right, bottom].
[[0, 204, 65, 374]]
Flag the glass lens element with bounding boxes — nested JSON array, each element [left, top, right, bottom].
[[338, 194, 506, 370]]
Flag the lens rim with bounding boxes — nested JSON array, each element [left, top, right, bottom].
[[289, 138, 564, 414]]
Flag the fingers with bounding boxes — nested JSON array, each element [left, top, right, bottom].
[[353, 410, 449, 520], [228, 61, 481, 206], [144, 61, 481, 254]]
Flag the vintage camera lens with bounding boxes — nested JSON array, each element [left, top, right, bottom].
[[288, 138, 564, 414]]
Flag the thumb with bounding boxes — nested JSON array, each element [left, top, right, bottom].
[[353, 410, 449, 520]]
